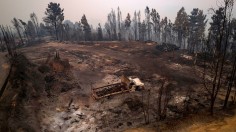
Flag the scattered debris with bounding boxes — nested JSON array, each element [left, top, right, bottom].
[[92, 75, 145, 100], [181, 54, 193, 60]]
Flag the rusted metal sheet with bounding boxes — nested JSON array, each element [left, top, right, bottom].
[[91, 76, 145, 100], [92, 83, 130, 100]]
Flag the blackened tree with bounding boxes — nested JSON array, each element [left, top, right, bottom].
[[125, 13, 131, 40], [18, 19, 29, 42], [27, 20, 37, 40], [12, 18, 24, 45], [150, 9, 161, 42], [174, 7, 189, 48], [107, 9, 117, 40], [145, 6, 151, 40], [43, 2, 64, 40], [117, 7, 122, 40], [133, 11, 138, 41], [202, 0, 234, 115], [188, 8, 207, 53], [97, 23, 103, 41], [30, 12, 39, 36], [160, 17, 168, 43], [81, 14, 91, 41]]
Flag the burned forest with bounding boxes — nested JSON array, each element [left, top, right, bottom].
[[1, 0, 236, 131]]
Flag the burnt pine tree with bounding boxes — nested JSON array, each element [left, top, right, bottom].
[[174, 7, 189, 49], [18, 19, 29, 43], [160, 17, 168, 43], [0, 26, 15, 57], [39, 23, 47, 36], [145, 6, 151, 41], [43, 2, 64, 40], [208, 8, 225, 53], [188, 8, 207, 53], [30, 12, 39, 36], [166, 20, 173, 43], [107, 9, 117, 40], [97, 23, 103, 41], [117, 7, 122, 40], [223, 16, 236, 109], [140, 20, 146, 41], [231, 19, 236, 42], [125, 13, 131, 28], [125, 13, 131, 40], [150, 9, 161, 42], [27, 20, 37, 40], [74, 22, 84, 41], [137, 11, 142, 41], [105, 22, 111, 40], [81, 14, 91, 41], [133, 11, 138, 41], [202, 0, 234, 115], [12, 18, 24, 45], [227, 18, 236, 105]]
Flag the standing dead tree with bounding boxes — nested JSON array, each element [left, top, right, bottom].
[[30, 12, 40, 37], [156, 79, 172, 120], [224, 18, 236, 107], [18, 19, 29, 44], [117, 7, 122, 40], [0, 25, 17, 100], [12, 18, 24, 45], [224, 53, 236, 108], [202, 0, 234, 115], [0, 31, 5, 52], [0, 25, 17, 57]]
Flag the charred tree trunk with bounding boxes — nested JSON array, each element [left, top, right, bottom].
[[55, 22, 58, 40], [208, 0, 233, 115], [223, 55, 236, 108], [1, 26, 13, 57], [16, 28, 24, 45], [141, 90, 147, 124]]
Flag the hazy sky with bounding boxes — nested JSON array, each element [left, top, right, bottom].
[[0, 0, 235, 28]]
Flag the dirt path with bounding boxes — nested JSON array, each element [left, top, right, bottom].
[[0, 53, 9, 89]]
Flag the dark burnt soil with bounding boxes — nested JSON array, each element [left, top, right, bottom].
[[0, 41, 229, 132]]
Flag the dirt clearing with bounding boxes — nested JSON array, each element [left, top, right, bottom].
[[0, 41, 235, 131]]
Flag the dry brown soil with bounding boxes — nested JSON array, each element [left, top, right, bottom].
[[1, 41, 235, 132]]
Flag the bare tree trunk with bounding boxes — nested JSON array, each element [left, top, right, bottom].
[[147, 89, 150, 124], [157, 80, 165, 120], [209, 0, 233, 115], [55, 22, 58, 40], [16, 28, 24, 45], [0, 36, 2, 45], [1, 26, 13, 56], [142, 90, 147, 124], [223, 55, 236, 108], [232, 86, 236, 104]]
